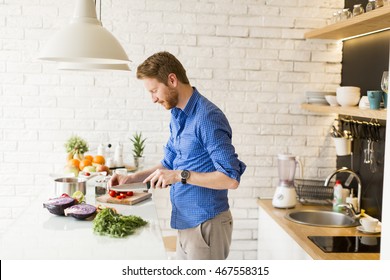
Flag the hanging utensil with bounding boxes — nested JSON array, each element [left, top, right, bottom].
[[370, 140, 377, 173]]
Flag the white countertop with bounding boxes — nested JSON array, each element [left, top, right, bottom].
[[0, 178, 167, 260]]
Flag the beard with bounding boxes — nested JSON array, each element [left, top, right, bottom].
[[161, 88, 179, 110]]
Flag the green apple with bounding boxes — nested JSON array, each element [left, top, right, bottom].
[[83, 165, 96, 173]]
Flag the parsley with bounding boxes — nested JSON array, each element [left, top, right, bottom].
[[93, 208, 148, 238]]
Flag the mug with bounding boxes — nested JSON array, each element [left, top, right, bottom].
[[367, 90, 383, 110], [360, 217, 379, 232]]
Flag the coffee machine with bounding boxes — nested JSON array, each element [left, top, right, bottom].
[[272, 154, 302, 208]]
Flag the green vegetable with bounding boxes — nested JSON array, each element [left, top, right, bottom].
[[93, 208, 148, 238]]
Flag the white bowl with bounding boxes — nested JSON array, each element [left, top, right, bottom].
[[336, 87, 361, 107], [325, 95, 339, 106]]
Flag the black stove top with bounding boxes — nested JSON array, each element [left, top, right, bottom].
[[308, 236, 381, 253]]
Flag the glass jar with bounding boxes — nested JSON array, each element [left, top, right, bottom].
[[340, 8, 351, 20], [366, 0, 376, 11], [352, 4, 364, 17], [376, 0, 384, 8]]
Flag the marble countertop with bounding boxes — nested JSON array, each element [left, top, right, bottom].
[[0, 178, 167, 260]]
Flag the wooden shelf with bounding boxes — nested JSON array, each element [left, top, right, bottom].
[[305, 5, 390, 40], [301, 103, 387, 120]]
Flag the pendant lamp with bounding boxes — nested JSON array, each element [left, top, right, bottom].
[[39, 0, 130, 65], [57, 62, 131, 71]]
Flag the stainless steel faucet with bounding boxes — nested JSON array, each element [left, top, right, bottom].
[[324, 167, 361, 213]]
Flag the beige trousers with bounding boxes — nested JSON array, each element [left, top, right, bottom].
[[175, 210, 233, 260]]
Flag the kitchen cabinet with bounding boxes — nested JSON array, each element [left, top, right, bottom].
[[258, 203, 312, 260], [305, 5, 390, 40], [301, 103, 387, 120]]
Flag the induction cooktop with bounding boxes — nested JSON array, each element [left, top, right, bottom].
[[308, 236, 381, 253]]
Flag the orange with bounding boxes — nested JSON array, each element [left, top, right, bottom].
[[93, 155, 105, 165], [68, 159, 80, 169], [79, 159, 92, 171], [84, 155, 93, 162]]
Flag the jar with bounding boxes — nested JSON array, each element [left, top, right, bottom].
[[376, 0, 384, 8], [340, 8, 351, 20], [352, 4, 364, 17], [366, 0, 376, 11]]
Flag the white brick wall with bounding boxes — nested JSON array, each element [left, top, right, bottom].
[[0, 0, 344, 259]]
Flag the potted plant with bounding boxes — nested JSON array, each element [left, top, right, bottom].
[[130, 132, 146, 170], [64, 135, 89, 161]]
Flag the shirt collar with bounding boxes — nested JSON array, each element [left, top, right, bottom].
[[171, 87, 200, 118]]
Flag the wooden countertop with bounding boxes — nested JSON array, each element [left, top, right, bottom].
[[258, 199, 380, 260]]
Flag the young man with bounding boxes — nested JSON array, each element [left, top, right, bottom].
[[109, 51, 246, 260]]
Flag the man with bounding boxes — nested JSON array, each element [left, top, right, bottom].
[[109, 51, 246, 260]]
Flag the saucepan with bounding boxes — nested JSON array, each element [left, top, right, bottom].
[[54, 177, 87, 197]]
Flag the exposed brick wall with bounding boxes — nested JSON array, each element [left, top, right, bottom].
[[0, 0, 344, 259]]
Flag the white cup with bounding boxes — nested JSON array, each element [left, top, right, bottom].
[[360, 217, 379, 232]]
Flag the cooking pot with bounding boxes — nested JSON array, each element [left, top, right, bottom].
[[54, 177, 87, 197]]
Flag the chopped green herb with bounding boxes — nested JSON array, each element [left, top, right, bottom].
[[93, 208, 148, 238]]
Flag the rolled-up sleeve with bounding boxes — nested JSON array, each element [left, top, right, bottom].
[[199, 110, 246, 182]]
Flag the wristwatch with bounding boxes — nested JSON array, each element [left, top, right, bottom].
[[181, 170, 190, 184]]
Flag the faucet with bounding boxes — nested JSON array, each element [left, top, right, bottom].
[[324, 167, 361, 213], [336, 203, 360, 218]]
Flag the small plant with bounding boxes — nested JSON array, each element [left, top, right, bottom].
[[130, 132, 146, 158], [64, 135, 89, 161]]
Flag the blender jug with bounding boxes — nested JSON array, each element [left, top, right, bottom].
[[278, 154, 299, 185], [272, 154, 302, 208]]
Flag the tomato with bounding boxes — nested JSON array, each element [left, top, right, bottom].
[[109, 190, 117, 197], [126, 191, 134, 197], [116, 193, 126, 199]]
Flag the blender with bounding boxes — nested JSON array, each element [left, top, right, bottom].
[[272, 154, 302, 208]]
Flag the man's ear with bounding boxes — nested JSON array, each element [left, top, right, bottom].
[[167, 73, 178, 87]]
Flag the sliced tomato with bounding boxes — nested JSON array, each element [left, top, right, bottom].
[[109, 190, 117, 197], [126, 191, 134, 197]]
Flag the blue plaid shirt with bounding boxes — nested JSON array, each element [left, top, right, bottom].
[[161, 88, 246, 230]]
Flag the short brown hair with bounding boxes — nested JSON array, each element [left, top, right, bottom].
[[136, 51, 190, 85]]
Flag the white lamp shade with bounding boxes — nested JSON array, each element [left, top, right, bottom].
[[39, 0, 130, 64], [57, 62, 131, 71]]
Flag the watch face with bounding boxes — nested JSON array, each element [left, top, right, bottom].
[[181, 170, 190, 179]]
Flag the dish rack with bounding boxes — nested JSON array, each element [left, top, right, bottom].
[[295, 179, 333, 205]]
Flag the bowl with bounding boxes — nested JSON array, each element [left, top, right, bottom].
[[325, 95, 339, 106], [336, 86, 361, 107]]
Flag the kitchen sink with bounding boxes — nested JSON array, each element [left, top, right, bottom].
[[285, 210, 359, 227]]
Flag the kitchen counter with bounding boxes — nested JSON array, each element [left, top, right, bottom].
[[0, 179, 167, 260], [258, 199, 380, 260]]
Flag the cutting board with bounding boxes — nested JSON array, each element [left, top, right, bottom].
[[96, 192, 152, 205]]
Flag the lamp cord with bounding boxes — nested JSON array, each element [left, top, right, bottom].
[[94, 0, 102, 21]]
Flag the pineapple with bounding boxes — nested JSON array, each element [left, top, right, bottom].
[[64, 135, 89, 161]]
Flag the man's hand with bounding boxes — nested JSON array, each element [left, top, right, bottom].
[[108, 173, 136, 188], [143, 169, 180, 188]]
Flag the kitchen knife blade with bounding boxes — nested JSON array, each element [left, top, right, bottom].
[[109, 182, 150, 192]]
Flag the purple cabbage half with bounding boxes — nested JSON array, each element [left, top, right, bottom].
[[64, 204, 97, 220], [43, 196, 75, 216]]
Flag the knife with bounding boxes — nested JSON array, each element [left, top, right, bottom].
[[109, 182, 150, 192]]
